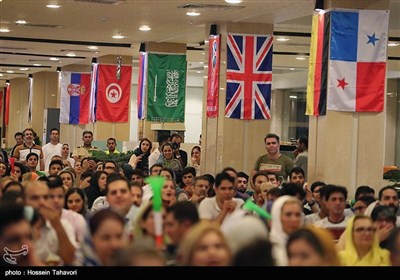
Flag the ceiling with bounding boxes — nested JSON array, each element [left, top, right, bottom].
[[0, 0, 399, 86]]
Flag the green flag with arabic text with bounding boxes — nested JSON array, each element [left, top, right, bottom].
[[147, 53, 186, 122]]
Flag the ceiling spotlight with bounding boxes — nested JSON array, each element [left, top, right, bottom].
[[19, 68, 29, 71], [112, 34, 125, 39], [186, 11, 201, 16], [66, 52, 76, 57], [15, 20, 27, 25], [276, 37, 290, 42], [0, 28, 10, 33], [46, 4, 61, 8], [225, 0, 242, 3], [6, 70, 14, 73], [88, 46, 99, 50], [139, 25, 151, 31], [388, 42, 399, 47], [289, 95, 298, 99], [33, 63, 42, 66], [50, 57, 59, 61], [289, 68, 295, 70], [296, 56, 306, 60]]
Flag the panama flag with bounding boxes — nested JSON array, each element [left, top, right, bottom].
[[60, 72, 92, 124], [327, 10, 389, 112]]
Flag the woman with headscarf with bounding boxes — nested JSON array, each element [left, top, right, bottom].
[[270, 195, 303, 266], [338, 215, 390, 266]]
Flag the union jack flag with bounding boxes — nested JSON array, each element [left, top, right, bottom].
[[225, 33, 273, 119]]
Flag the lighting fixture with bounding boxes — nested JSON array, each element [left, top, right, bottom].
[[139, 25, 151, 31], [15, 20, 27, 25], [46, 4, 61, 8], [225, 0, 242, 3], [186, 11, 200, 16], [388, 42, 399, 47], [0, 28, 10, 33], [19, 68, 29, 71], [296, 57, 306, 60], [66, 52, 76, 57], [276, 37, 290, 42], [50, 57, 59, 61], [88, 46, 99, 50], [112, 34, 125, 39]]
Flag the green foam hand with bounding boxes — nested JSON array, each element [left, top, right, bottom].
[[145, 176, 165, 212], [243, 199, 272, 220]]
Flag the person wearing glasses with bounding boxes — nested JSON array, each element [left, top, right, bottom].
[[338, 215, 390, 266]]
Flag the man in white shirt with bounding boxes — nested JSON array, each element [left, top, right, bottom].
[[42, 128, 62, 172], [198, 172, 244, 225]]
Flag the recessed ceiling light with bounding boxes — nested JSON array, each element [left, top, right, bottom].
[[66, 52, 76, 57], [46, 4, 61, 9], [33, 63, 42, 66], [225, 0, 242, 3], [289, 95, 298, 99], [0, 28, 10, 33], [19, 68, 29, 71], [296, 57, 306, 60], [0, 74, 3, 77], [88, 46, 98, 50], [289, 68, 295, 70], [388, 42, 399, 47], [6, 70, 14, 74], [15, 20, 27, 25], [276, 37, 290, 42], [139, 25, 151, 31], [186, 11, 201, 16], [112, 34, 125, 39], [50, 57, 59, 61]]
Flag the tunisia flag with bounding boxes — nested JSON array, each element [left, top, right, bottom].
[[96, 64, 132, 122]]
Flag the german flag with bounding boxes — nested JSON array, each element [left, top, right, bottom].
[[306, 11, 330, 116]]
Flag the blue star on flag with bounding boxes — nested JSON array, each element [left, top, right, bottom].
[[367, 33, 379, 46]]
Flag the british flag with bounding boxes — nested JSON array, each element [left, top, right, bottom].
[[225, 33, 273, 120]]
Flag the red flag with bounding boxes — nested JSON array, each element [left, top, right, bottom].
[[96, 64, 132, 122], [5, 83, 10, 126], [207, 35, 220, 117], [0, 89, 3, 120]]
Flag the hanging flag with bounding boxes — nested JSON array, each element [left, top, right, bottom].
[[5, 83, 10, 126], [207, 35, 220, 118], [0, 89, 3, 121], [60, 72, 92, 124], [137, 52, 147, 120], [147, 53, 186, 123], [27, 75, 33, 124], [306, 11, 329, 116], [327, 10, 389, 112], [96, 64, 132, 122], [225, 33, 273, 120], [89, 63, 98, 123]]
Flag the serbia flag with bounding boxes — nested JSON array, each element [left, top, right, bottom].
[[60, 72, 92, 124]]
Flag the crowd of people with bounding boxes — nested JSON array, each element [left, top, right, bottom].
[[0, 129, 399, 267]]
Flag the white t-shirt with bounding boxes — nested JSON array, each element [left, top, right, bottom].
[[198, 197, 244, 222], [42, 142, 62, 171]]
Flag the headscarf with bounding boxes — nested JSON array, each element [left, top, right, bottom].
[[338, 215, 390, 266], [270, 195, 303, 266]]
